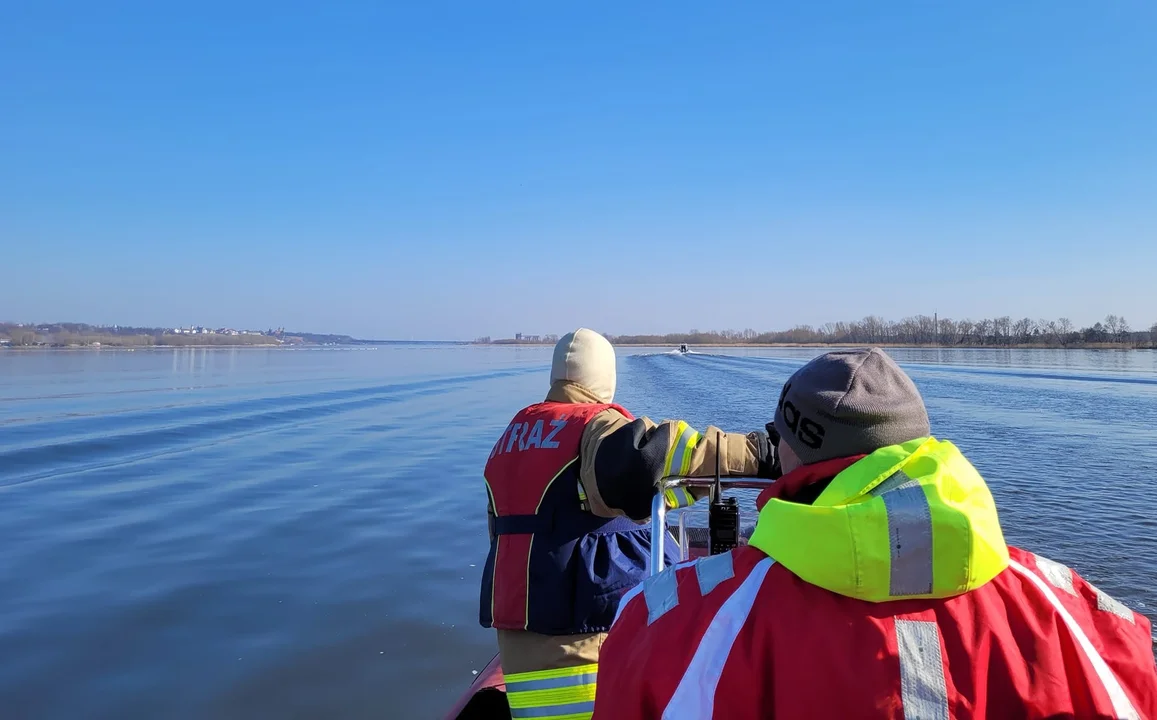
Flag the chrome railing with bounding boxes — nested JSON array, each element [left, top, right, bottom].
[[649, 476, 773, 575]]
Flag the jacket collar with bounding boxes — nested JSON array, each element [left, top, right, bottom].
[[747, 437, 1010, 602], [545, 380, 605, 404], [755, 455, 865, 509]]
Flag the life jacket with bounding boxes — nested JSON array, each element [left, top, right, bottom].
[[595, 438, 1157, 719], [480, 401, 680, 635]]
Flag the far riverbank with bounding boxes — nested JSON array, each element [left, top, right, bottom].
[[475, 341, 1155, 351]]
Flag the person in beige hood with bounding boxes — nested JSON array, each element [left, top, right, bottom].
[[479, 329, 777, 720]]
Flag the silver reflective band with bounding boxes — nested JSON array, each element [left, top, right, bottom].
[[882, 484, 934, 596], [510, 700, 595, 718], [661, 558, 776, 720], [895, 619, 949, 720], [1033, 554, 1076, 596], [665, 487, 695, 508], [1095, 587, 1135, 624], [669, 425, 698, 474], [644, 566, 679, 625], [505, 672, 598, 693], [1009, 559, 1139, 720], [696, 552, 735, 596], [617, 560, 695, 625], [871, 469, 920, 497]]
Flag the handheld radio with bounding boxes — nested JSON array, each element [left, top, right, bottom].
[[707, 429, 740, 555]]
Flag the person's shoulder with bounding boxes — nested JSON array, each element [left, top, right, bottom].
[[1004, 546, 1151, 632], [614, 546, 779, 628]]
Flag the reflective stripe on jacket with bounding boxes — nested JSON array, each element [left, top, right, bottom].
[[594, 440, 1157, 719]]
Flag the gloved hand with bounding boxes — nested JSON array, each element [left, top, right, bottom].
[[748, 423, 782, 479]]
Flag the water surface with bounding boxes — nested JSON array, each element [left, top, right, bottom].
[[1, 345, 1154, 718]]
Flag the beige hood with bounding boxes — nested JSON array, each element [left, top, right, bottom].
[[550, 328, 616, 403]]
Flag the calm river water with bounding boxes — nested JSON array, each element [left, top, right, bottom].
[[1, 345, 1155, 718]]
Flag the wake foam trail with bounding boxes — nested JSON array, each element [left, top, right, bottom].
[[0, 366, 542, 488], [900, 363, 1157, 387]]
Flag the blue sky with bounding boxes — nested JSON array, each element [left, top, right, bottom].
[[2, 2, 1155, 340]]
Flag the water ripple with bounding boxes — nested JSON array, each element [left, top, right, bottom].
[[0, 346, 1153, 718]]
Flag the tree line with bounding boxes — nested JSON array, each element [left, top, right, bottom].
[[1, 323, 281, 347], [608, 315, 1157, 348], [0, 322, 358, 347], [2, 331, 281, 347]]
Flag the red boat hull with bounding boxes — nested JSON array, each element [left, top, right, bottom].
[[443, 653, 509, 720]]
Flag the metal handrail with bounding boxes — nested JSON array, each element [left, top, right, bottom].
[[649, 476, 773, 575]]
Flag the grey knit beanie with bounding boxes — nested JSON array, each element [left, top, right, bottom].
[[773, 348, 930, 466]]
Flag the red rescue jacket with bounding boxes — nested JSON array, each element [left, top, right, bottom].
[[594, 449, 1157, 719]]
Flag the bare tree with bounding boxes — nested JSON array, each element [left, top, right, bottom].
[[956, 320, 974, 345], [1011, 318, 1035, 345], [1039, 319, 1060, 346], [916, 314, 937, 345], [974, 319, 993, 345], [897, 316, 919, 345], [1118, 317, 1131, 345], [883, 319, 899, 342], [1104, 315, 1121, 339], [992, 316, 1012, 345], [1056, 318, 1074, 346], [855, 316, 880, 344], [940, 318, 962, 345]]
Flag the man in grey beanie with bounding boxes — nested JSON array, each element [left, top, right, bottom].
[[595, 347, 1157, 719], [771, 347, 930, 485]]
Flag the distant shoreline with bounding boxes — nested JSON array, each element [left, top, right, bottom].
[[5, 341, 1151, 352], [474, 341, 1153, 350], [474, 314, 1154, 350], [2, 343, 284, 350], [0, 340, 465, 350]]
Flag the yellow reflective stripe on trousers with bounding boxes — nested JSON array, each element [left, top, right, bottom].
[[663, 422, 701, 477], [505, 663, 597, 720]]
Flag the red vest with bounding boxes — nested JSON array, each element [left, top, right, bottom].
[[594, 545, 1157, 719], [481, 400, 642, 633]]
